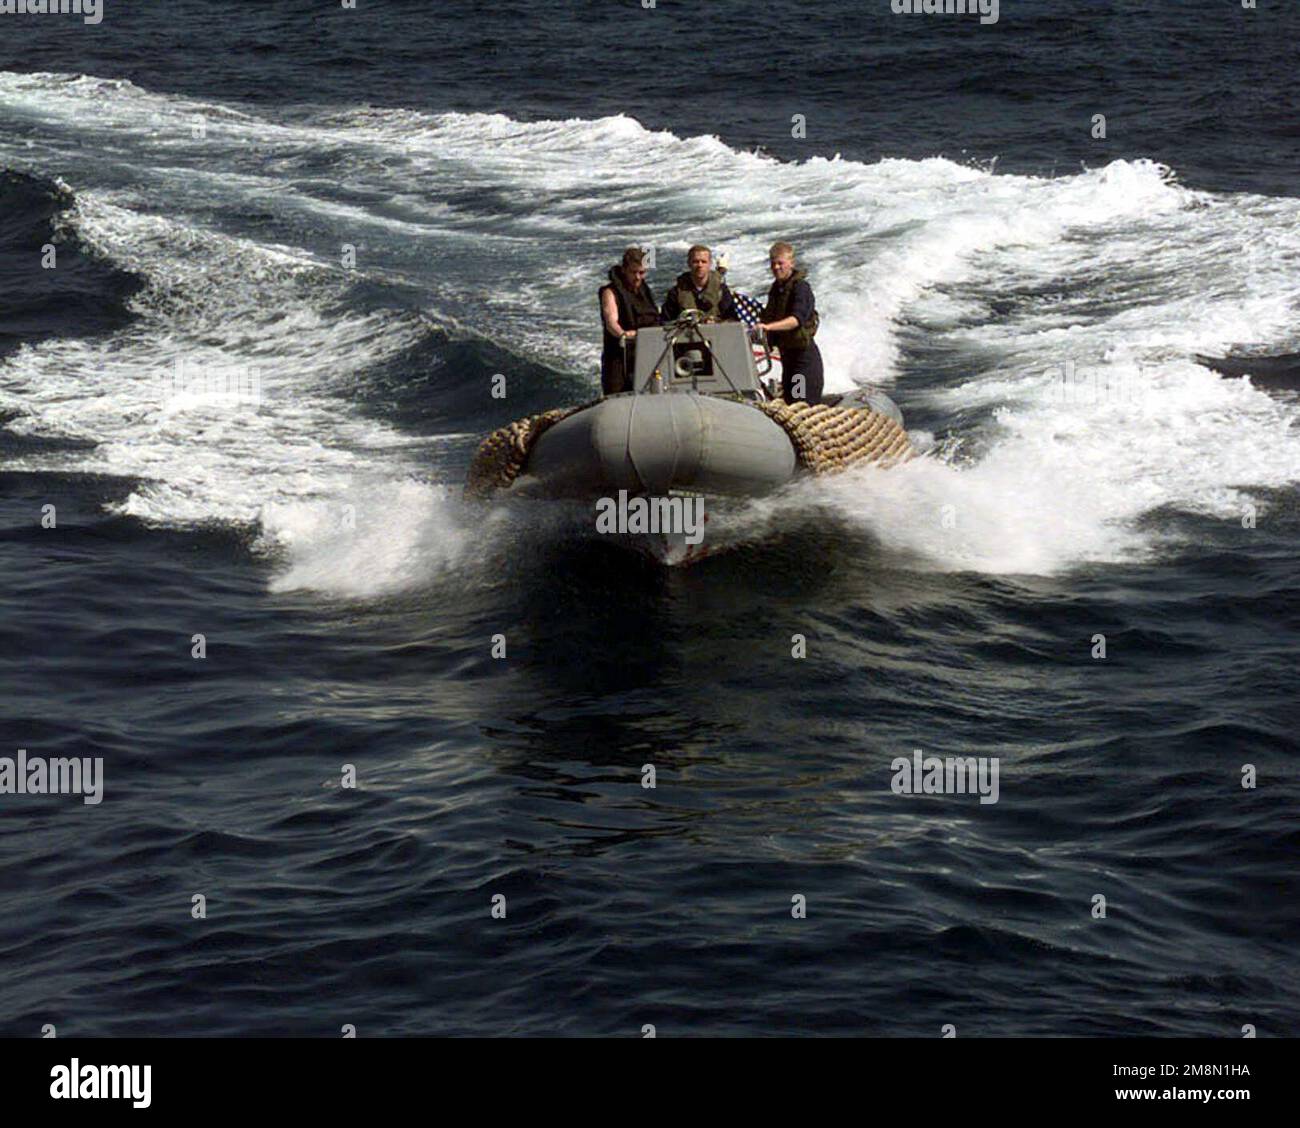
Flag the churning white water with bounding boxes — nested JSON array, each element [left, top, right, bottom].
[[2, 71, 1298, 589]]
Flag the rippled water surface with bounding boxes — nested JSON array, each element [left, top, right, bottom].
[[1, 0, 1298, 1036]]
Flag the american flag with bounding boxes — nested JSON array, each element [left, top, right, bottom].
[[732, 290, 765, 329]]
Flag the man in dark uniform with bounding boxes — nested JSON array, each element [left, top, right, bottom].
[[757, 241, 823, 405], [661, 245, 739, 323], [599, 247, 661, 395]]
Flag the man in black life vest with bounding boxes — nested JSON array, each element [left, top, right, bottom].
[[661, 245, 739, 324], [757, 241, 824, 405], [599, 246, 661, 395]]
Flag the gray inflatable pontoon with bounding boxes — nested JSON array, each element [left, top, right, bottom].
[[495, 314, 908, 564], [512, 316, 904, 505]]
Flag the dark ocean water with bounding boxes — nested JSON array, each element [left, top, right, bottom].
[[1, 0, 1298, 1037]]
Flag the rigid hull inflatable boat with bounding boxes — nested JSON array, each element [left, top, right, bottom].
[[466, 314, 914, 564]]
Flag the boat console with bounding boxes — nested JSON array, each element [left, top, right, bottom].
[[628, 314, 772, 400]]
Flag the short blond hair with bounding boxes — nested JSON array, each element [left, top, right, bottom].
[[687, 244, 711, 261], [768, 241, 795, 261]]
